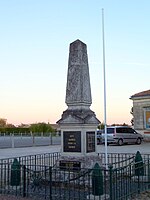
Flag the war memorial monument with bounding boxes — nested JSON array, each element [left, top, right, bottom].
[[57, 39, 100, 169]]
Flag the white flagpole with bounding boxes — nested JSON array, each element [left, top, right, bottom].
[[102, 8, 108, 167]]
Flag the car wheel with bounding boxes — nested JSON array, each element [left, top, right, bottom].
[[136, 138, 141, 145], [118, 139, 123, 146]]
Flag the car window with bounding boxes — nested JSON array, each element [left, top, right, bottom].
[[107, 128, 114, 134], [116, 128, 124, 133], [127, 128, 135, 134]]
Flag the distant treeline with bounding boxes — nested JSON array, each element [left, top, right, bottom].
[[0, 122, 57, 136], [0, 128, 30, 134]]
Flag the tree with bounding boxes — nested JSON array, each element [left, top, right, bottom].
[[6, 124, 16, 128], [98, 123, 105, 130], [130, 107, 134, 126], [29, 122, 55, 135], [111, 123, 129, 126], [0, 118, 7, 128]]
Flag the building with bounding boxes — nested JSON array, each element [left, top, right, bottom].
[[130, 89, 150, 136]]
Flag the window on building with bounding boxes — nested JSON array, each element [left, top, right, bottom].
[[144, 108, 150, 129]]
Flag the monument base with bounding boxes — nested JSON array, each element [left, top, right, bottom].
[[57, 154, 102, 170], [52, 154, 102, 184]]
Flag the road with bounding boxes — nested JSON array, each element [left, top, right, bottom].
[[0, 136, 149, 155], [0, 142, 149, 159], [97, 142, 150, 154], [0, 145, 61, 159]]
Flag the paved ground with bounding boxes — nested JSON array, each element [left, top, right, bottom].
[[0, 142, 149, 159], [0, 145, 61, 159], [97, 142, 150, 154]]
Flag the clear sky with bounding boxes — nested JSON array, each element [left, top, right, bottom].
[[0, 0, 150, 126]]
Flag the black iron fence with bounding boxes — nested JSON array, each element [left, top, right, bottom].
[[2, 152, 150, 167], [0, 152, 150, 199], [0, 152, 60, 167]]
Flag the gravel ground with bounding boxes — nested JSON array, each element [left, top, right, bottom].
[[1, 192, 150, 200], [0, 194, 32, 200], [131, 191, 150, 200], [1, 189, 150, 200]]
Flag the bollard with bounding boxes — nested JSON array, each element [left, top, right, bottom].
[[10, 158, 21, 186], [92, 163, 103, 196]]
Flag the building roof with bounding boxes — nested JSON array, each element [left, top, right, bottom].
[[130, 89, 150, 99], [50, 124, 59, 130]]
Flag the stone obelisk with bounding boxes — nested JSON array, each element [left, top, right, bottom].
[[57, 39, 100, 169], [66, 39, 92, 109]]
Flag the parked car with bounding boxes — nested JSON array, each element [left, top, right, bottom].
[[101, 126, 143, 146]]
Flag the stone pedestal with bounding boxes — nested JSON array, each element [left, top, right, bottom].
[[59, 123, 101, 169]]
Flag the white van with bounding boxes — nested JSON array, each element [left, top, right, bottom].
[[101, 126, 143, 145]]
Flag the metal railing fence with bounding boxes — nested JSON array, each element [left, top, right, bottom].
[[0, 152, 150, 199], [0, 152, 133, 167], [0, 160, 149, 199], [109, 159, 150, 199], [0, 152, 61, 167]]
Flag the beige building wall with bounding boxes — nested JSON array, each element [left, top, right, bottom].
[[130, 90, 150, 136], [133, 98, 150, 130]]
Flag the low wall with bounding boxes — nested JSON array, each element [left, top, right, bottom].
[[144, 131, 150, 142], [135, 129, 150, 142]]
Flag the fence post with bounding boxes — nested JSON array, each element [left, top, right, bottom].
[[129, 163, 132, 194], [49, 133, 52, 145], [134, 151, 144, 176], [92, 162, 103, 196], [134, 151, 144, 194], [148, 159, 150, 189], [11, 133, 15, 148], [23, 165, 26, 197], [10, 158, 21, 186], [109, 165, 113, 200], [41, 132, 43, 137], [32, 134, 35, 146], [49, 166, 52, 200]]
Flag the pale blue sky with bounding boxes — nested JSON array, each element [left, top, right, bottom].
[[0, 0, 150, 125]]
